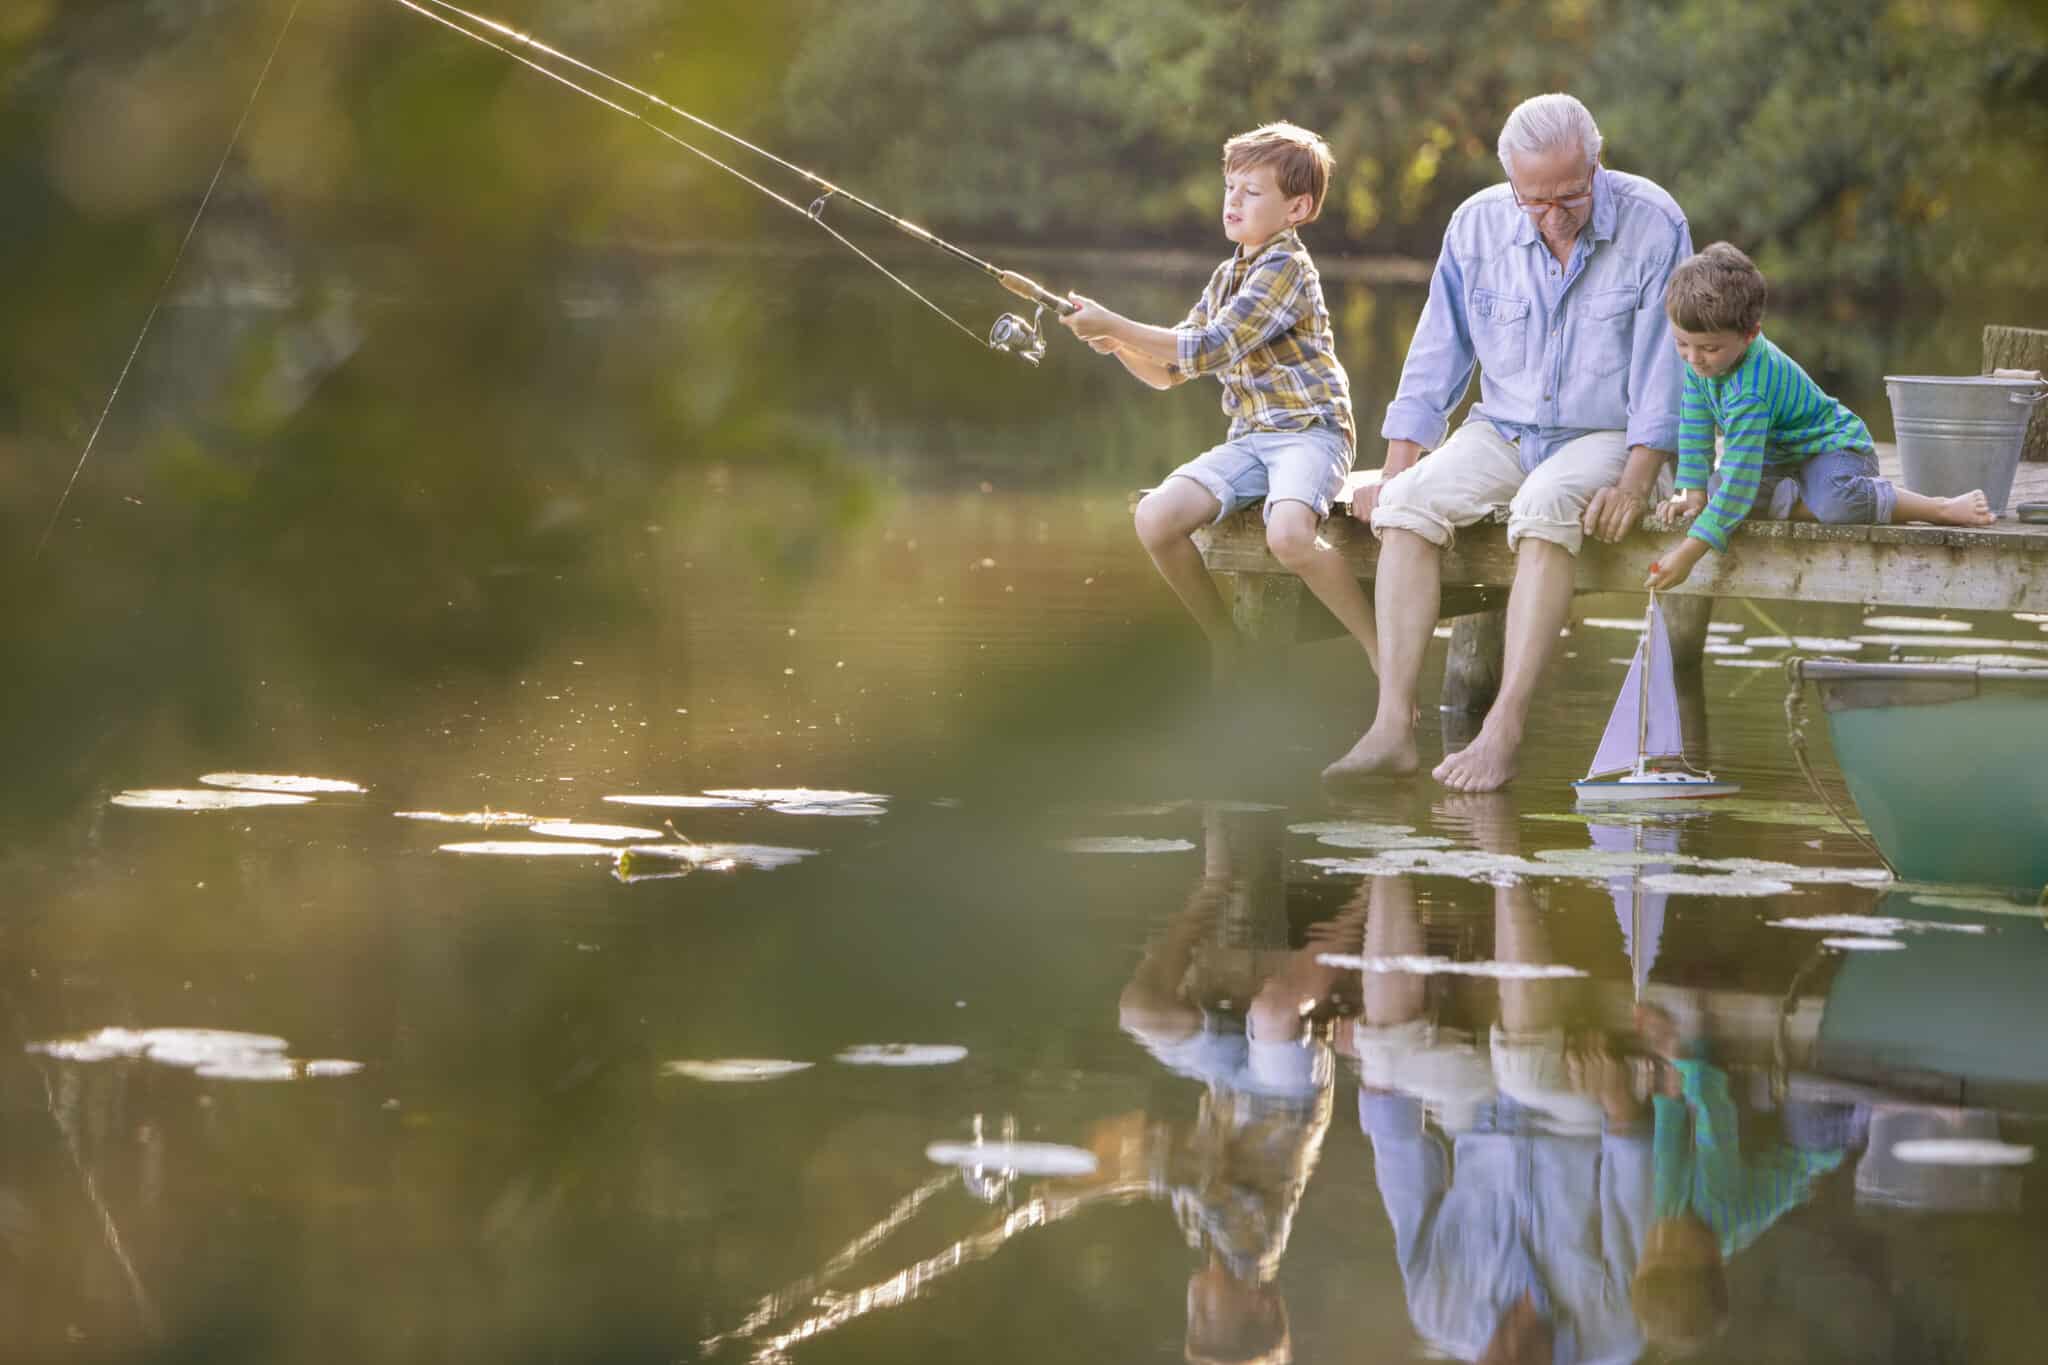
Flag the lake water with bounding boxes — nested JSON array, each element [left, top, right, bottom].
[[6, 260, 2047, 1361]]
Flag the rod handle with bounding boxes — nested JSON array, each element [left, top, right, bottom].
[[999, 270, 1078, 315]]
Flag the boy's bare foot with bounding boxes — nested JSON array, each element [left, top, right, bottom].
[[1929, 490, 1996, 527], [1432, 719, 1522, 792], [1322, 722, 1420, 781]]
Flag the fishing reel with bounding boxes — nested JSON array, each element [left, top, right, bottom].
[[988, 302, 1048, 367]]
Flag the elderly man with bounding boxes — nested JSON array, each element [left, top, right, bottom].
[[1327, 94, 1691, 792]]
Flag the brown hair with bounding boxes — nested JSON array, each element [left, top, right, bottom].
[[1665, 241, 1768, 334], [1222, 122, 1335, 225], [1631, 1261, 1730, 1354]]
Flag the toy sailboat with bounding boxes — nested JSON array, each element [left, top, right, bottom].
[[1572, 593, 1740, 802]]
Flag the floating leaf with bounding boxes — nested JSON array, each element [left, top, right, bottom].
[[1890, 1139, 2035, 1166], [924, 1140, 1098, 1177], [704, 788, 887, 805], [199, 773, 365, 793], [527, 821, 665, 841], [1638, 873, 1795, 896], [1746, 635, 1866, 651], [1288, 821, 1414, 838], [112, 789, 314, 810], [616, 843, 817, 871], [25, 1028, 359, 1081], [395, 810, 544, 826], [438, 840, 620, 857], [835, 1044, 969, 1067], [1055, 837, 1196, 854], [604, 794, 753, 810], [1315, 953, 1588, 979], [1769, 913, 1986, 936], [767, 802, 888, 817], [1860, 615, 1973, 633], [663, 1059, 813, 1082]]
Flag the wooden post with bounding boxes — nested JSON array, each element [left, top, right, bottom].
[[1228, 571, 1303, 652], [1983, 325, 2048, 463], [1661, 593, 1715, 683], [1441, 609, 1506, 714]]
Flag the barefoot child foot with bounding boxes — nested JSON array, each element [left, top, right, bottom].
[[1900, 488, 1996, 527]]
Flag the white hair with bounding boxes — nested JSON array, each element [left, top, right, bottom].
[[1496, 93, 1603, 175]]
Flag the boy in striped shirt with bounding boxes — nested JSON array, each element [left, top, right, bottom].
[[1645, 242, 1993, 590], [1060, 123, 1374, 683]]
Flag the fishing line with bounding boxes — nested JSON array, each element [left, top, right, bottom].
[[34, 0, 304, 561], [391, 0, 1071, 355]]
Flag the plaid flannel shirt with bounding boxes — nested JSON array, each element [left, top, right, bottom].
[[1171, 230, 1354, 447]]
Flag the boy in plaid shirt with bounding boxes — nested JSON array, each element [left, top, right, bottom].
[[1061, 123, 1376, 683]]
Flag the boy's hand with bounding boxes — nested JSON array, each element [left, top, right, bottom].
[[1645, 536, 1708, 590], [1658, 488, 1706, 527], [1059, 293, 1119, 342]]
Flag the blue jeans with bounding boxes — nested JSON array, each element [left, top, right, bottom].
[[1711, 447, 1896, 525]]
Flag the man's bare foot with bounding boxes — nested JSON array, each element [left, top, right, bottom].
[[1929, 490, 1996, 527], [1322, 722, 1420, 781], [1432, 721, 1522, 792]]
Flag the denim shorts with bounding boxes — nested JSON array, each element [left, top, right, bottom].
[[1166, 422, 1354, 524]]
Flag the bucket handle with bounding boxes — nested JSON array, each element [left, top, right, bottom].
[[2014, 389, 2048, 407]]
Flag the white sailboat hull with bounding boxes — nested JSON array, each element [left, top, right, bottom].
[[1573, 773, 1741, 802]]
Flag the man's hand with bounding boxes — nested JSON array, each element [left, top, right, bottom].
[[1582, 484, 1648, 543], [1086, 335, 1121, 354], [1059, 293, 1119, 342], [1567, 1035, 1643, 1126], [1658, 487, 1706, 527], [1352, 439, 1423, 525], [1645, 535, 1708, 590]]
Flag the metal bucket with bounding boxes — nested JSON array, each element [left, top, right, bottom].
[[1884, 374, 2048, 514]]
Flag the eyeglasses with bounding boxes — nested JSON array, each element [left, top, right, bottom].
[[1510, 183, 1594, 216]]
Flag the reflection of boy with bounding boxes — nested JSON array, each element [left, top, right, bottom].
[[1060, 123, 1375, 683], [1631, 1008, 1844, 1353], [1117, 808, 1346, 1365], [1646, 242, 1994, 590]]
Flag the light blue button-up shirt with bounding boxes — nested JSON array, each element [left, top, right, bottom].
[[1382, 167, 1693, 472]]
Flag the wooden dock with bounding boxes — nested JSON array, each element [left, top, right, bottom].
[[1182, 446, 2048, 707]]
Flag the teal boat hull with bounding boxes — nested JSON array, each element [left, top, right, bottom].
[[1799, 660, 2048, 890]]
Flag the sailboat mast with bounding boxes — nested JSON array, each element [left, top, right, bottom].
[[1634, 591, 1655, 775]]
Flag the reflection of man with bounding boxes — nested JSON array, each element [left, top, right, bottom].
[[1335, 799, 1652, 1363], [1328, 92, 1691, 792], [1116, 806, 1356, 1365]]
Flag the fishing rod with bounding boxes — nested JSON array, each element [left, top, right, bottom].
[[391, 0, 1075, 365]]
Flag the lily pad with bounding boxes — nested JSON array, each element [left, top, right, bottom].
[[1315, 952, 1588, 979], [768, 802, 889, 817], [1823, 937, 1907, 951], [395, 810, 545, 826], [1860, 615, 1973, 633], [1890, 1139, 2035, 1166], [1638, 873, 1796, 896], [438, 840, 621, 857], [603, 794, 752, 810], [1315, 832, 1456, 851], [199, 772, 365, 793], [1288, 821, 1414, 838], [617, 843, 817, 871], [835, 1044, 969, 1067], [1745, 635, 1866, 651], [527, 821, 666, 841], [1055, 837, 1196, 854], [112, 789, 314, 810], [924, 1140, 1098, 1177], [25, 1028, 360, 1081], [1767, 913, 1986, 936], [704, 788, 888, 806], [663, 1059, 813, 1083]]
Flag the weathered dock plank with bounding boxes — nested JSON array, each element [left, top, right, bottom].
[[1188, 448, 2048, 617]]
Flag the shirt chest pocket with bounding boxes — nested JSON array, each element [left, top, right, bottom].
[[1469, 288, 1531, 380], [1573, 286, 1638, 379]]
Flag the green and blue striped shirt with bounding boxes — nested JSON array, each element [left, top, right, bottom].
[[1676, 333, 1873, 551], [1651, 1060, 1842, 1259]]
